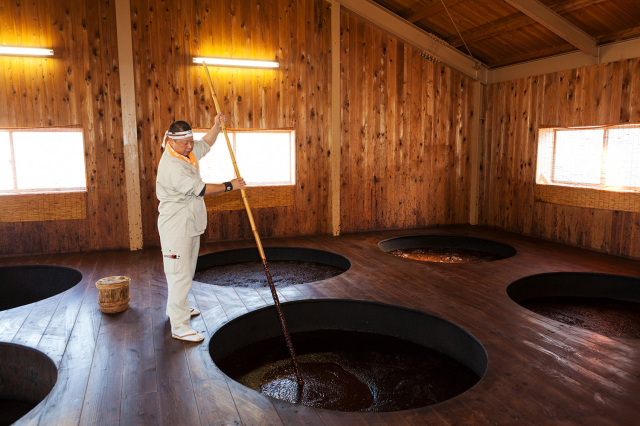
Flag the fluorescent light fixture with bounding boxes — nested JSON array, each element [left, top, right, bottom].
[[0, 46, 54, 56], [193, 57, 279, 69]]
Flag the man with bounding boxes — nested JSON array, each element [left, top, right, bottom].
[[156, 113, 245, 342]]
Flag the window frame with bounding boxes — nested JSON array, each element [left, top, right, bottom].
[[0, 126, 88, 194], [538, 124, 640, 192], [193, 127, 296, 187]]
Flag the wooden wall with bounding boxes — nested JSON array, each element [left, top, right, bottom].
[[339, 11, 475, 232], [132, 0, 333, 247], [1, 0, 477, 255], [2, 0, 638, 261], [133, 1, 476, 246], [0, 0, 129, 255], [479, 58, 640, 259]]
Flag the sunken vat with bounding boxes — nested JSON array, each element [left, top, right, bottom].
[[378, 234, 516, 263], [210, 299, 487, 412], [508, 272, 640, 339], [0, 343, 57, 424], [195, 247, 350, 288], [0, 265, 82, 311]]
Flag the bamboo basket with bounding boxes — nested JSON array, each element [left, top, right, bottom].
[[96, 276, 131, 313]]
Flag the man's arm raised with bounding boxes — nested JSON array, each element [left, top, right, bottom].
[[202, 112, 228, 147]]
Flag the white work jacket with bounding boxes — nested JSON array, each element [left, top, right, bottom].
[[156, 139, 211, 238]]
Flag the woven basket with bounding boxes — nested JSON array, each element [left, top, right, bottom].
[[96, 276, 131, 313]]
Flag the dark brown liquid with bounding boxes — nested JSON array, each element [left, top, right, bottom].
[[390, 247, 504, 263], [259, 362, 373, 411], [522, 297, 640, 339], [217, 330, 480, 412], [193, 260, 343, 288]]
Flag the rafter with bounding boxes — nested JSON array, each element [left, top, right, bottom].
[[502, 0, 597, 57], [597, 25, 640, 44], [490, 42, 576, 68], [449, 0, 604, 48], [491, 37, 640, 82], [407, 0, 466, 24], [335, 0, 488, 82]]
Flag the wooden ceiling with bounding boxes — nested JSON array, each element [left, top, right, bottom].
[[367, 0, 640, 68]]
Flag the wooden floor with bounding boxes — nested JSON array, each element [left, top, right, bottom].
[[2, 226, 640, 425]]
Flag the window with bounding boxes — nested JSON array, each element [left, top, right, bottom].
[[536, 125, 640, 191], [193, 129, 295, 186], [0, 128, 87, 193]]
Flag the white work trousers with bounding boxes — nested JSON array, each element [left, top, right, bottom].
[[160, 235, 200, 335]]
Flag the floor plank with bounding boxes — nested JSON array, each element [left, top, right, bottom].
[[122, 250, 158, 399], [32, 252, 106, 424], [36, 252, 97, 365], [120, 392, 159, 426], [1, 226, 639, 425]]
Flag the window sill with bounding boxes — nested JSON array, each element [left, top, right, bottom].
[[0, 188, 86, 195], [204, 185, 294, 211], [0, 191, 88, 222], [535, 184, 640, 212]]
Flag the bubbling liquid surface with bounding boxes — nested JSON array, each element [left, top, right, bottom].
[[194, 260, 344, 288], [522, 297, 640, 339], [217, 330, 480, 412], [390, 248, 504, 263]]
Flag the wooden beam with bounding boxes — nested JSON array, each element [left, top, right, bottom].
[[330, 0, 341, 236], [449, 0, 604, 48], [407, 0, 465, 24], [502, 0, 598, 57], [490, 36, 640, 83], [335, 0, 488, 82], [490, 43, 576, 68], [115, 0, 143, 250], [597, 25, 640, 44]]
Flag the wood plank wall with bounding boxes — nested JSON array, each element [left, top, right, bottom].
[[0, 0, 129, 255], [339, 10, 475, 232], [131, 0, 332, 247], [479, 57, 640, 259], [1, 0, 476, 255]]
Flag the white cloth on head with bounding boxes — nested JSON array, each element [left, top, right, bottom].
[[156, 138, 211, 335], [162, 129, 194, 148]]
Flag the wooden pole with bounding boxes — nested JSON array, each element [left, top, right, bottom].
[[330, 0, 341, 236], [201, 64, 265, 258], [200, 62, 304, 388], [115, 0, 144, 250]]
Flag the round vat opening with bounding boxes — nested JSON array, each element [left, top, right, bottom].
[[210, 299, 487, 412], [195, 247, 350, 288], [508, 273, 640, 339], [0, 343, 57, 423], [0, 265, 83, 311], [378, 234, 516, 263]]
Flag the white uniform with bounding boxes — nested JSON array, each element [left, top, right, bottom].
[[156, 139, 210, 335]]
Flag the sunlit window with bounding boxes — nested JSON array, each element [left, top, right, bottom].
[[536, 125, 640, 191], [193, 129, 295, 186], [0, 129, 87, 193]]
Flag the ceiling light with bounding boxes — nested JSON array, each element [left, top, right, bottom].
[[193, 57, 279, 69], [0, 46, 54, 56]]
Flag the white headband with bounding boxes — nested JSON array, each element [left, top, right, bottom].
[[162, 129, 194, 148]]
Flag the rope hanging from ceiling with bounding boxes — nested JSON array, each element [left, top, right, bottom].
[[439, 0, 481, 68]]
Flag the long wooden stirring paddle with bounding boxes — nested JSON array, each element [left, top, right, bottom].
[[200, 62, 304, 389]]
